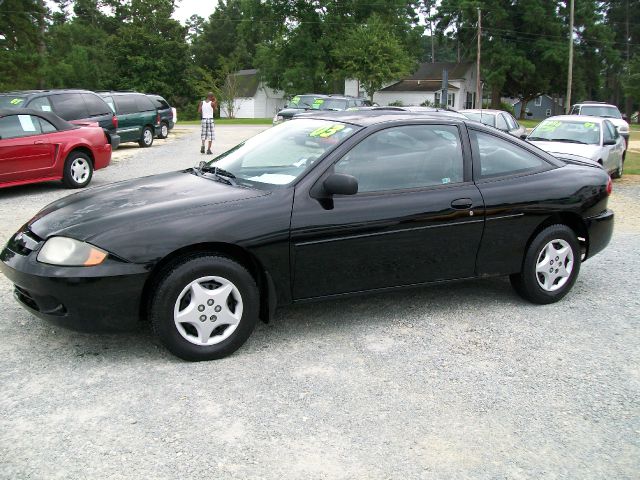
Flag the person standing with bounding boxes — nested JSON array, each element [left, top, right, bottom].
[[198, 92, 217, 154]]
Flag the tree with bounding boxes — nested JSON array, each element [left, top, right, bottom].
[[333, 14, 414, 102]]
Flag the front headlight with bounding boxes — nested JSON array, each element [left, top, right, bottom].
[[617, 124, 629, 134], [37, 237, 107, 266]]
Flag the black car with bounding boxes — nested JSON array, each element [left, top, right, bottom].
[[0, 111, 614, 361], [147, 94, 175, 139], [0, 89, 120, 149], [273, 94, 371, 124]]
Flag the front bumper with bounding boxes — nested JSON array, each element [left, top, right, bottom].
[[585, 209, 614, 260], [0, 231, 149, 332]]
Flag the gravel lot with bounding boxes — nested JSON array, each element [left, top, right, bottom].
[[1, 126, 638, 479]]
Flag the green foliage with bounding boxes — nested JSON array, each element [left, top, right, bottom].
[[389, 100, 405, 107], [333, 14, 414, 102]]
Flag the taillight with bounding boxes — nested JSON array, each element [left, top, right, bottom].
[[112, 115, 118, 129], [156, 113, 161, 124], [606, 177, 613, 196]]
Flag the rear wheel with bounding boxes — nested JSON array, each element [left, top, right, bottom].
[[510, 224, 581, 304], [62, 151, 93, 188], [149, 255, 259, 361], [158, 121, 169, 139], [139, 126, 154, 148]]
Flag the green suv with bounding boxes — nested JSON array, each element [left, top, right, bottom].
[[98, 92, 161, 147]]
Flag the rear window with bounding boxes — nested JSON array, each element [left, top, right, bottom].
[[114, 95, 138, 114], [135, 94, 155, 111], [82, 93, 110, 117], [463, 112, 496, 127], [579, 105, 621, 119], [150, 96, 170, 109], [0, 96, 28, 108], [49, 93, 89, 120]]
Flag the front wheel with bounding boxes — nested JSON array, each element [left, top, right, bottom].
[[149, 255, 259, 361], [510, 224, 581, 304], [62, 151, 93, 188], [139, 126, 154, 148]]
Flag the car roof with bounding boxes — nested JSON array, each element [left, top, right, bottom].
[[0, 108, 79, 131], [96, 91, 141, 96], [294, 109, 469, 126], [460, 109, 504, 115], [0, 89, 97, 97], [575, 101, 617, 107]]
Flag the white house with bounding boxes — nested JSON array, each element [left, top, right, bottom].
[[345, 62, 478, 110], [220, 69, 286, 119]]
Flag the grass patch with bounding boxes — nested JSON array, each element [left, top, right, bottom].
[[625, 149, 640, 175], [180, 118, 273, 125], [519, 119, 540, 129]]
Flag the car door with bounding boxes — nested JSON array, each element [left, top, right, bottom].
[[602, 120, 623, 172], [290, 122, 485, 300], [113, 95, 141, 142], [0, 114, 55, 183]]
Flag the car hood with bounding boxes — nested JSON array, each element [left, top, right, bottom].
[[29, 170, 268, 241], [528, 141, 599, 160], [277, 107, 308, 117]]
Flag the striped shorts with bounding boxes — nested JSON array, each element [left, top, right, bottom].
[[201, 118, 215, 140]]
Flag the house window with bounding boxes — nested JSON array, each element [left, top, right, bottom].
[[447, 93, 455, 107], [535, 96, 542, 106], [545, 108, 552, 117], [466, 92, 475, 109], [434, 92, 441, 106]]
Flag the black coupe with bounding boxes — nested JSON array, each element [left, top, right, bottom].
[[0, 111, 614, 361]]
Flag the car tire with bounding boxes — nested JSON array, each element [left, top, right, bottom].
[[149, 255, 259, 361], [139, 126, 154, 148], [158, 122, 169, 139], [62, 151, 93, 188], [510, 224, 581, 304]]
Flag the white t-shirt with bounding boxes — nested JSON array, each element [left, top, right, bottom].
[[201, 100, 214, 119]]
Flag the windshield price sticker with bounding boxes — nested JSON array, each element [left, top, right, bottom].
[[10, 98, 24, 105], [538, 120, 562, 132], [309, 124, 346, 138], [291, 96, 300, 105], [311, 98, 325, 109], [583, 122, 596, 129]]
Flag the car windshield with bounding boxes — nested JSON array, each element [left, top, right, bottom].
[[580, 105, 621, 119], [529, 119, 601, 145], [288, 95, 317, 109], [203, 119, 359, 189], [463, 112, 496, 127], [316, 98, 349, 111], [0, 95, 27, 109]]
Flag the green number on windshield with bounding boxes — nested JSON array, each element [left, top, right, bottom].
[[309, 124, 346, 138]]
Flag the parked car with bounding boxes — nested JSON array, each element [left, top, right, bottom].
[[0, 111, 614, 361], [460, 109, 527, 138], [570, 101, 630, 147], [0, 108, 111, 189], [98, 91, 160, 147], [147, 94, 174, 139], [526, 115, 625, 178], [272, 94, 327, 125], [0, 89, 120, 149]]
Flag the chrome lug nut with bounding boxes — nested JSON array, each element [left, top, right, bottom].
[[199, 315, 207, 322], [210, 315, 217, 322], [198, 305, 205, 312], [207, 299, 214, 306], [214, 305, 222, 313]]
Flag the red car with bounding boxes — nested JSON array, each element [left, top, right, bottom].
[[0, 108, 111, 189]]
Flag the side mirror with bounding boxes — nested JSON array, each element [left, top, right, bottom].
[[323, 173, 358, 196], [520, 134, 528, 140]]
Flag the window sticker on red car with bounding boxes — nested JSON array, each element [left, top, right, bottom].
[[18, 115, 36, 132], [309, 124, 345, 138], [10, 98, 24, 105]]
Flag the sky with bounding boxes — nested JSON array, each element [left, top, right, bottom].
[[172, 0, 218, 23]]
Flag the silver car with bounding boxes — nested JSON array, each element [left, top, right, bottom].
[[526, 115, 625, 178], [460, 109, 527, 138]]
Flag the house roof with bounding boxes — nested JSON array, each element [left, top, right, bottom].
[[230, 69, 260, 97], [380, 80, 460, 92], [408, 62, 474, 81]]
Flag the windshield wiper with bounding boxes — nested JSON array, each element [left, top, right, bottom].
[[550, 138, 587, 144], [526, 136, 546, 141], [195, 162, 237, 185]]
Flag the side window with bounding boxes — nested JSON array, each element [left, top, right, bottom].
[[471, 130, 548, 179], [115, 95, 138, 114], [506, 114, 519, 130], [603, 121, 614, 143], [495, 114, 508, 130], [102, 96, 116, 113], [0, 115, 42, 139], [49, 94, 89, 120], [570, 105, 580, 115], [604, 121, 619, 140], [37, 117, 57, 133], [28, 96, 52, 112], [82, 93, 110, 117], [135, 94, 155, 111], [151, 96, 169, 109], [334, 125, 464, 193]]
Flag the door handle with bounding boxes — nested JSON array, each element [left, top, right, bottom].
[[34, 140, 44, 145], [451, 198, 473, 209]]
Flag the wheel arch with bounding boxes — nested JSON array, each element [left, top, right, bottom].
[[140, 242, 276, 324], [525, 213, 589, 262], [67, 146, 95, 168]]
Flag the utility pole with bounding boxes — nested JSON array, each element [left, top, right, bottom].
[[565, 0, 574, 114], [476, 8, 481, 109]]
